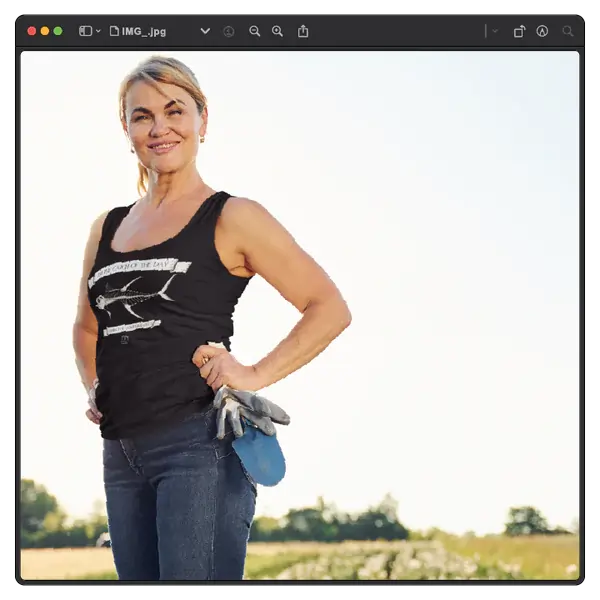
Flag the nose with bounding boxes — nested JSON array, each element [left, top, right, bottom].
[[149, 115, 170, 137]]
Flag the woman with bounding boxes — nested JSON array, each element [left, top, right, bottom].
[[72, 55, 351, 581]]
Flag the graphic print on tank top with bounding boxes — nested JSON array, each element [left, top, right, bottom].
[[88, 256, 192, 337]]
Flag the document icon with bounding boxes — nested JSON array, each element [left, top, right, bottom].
[[110, 26, 119, 36]]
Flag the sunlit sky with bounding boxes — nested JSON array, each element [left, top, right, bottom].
[[19, 49, 579, 535]]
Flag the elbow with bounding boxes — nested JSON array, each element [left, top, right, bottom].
[[305, 292, 352, 333], [339, 300, 352, 331], [345, 306, 352, 328], [327, 295, 352, 334]]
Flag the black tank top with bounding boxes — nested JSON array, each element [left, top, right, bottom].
[[87, 191, 252, 439]]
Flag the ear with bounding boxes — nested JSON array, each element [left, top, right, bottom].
[[199, 106, 208, 137]]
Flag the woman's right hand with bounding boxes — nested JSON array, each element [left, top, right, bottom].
[[85, 379, 102, 425]]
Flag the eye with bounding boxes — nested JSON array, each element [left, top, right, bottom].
[[133, 115, 148, 122], [168, 109, 182, 116]]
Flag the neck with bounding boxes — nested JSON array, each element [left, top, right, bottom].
[[145, 163, 207, 207]]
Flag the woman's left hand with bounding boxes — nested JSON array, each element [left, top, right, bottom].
[[192, 344, 262, 391]]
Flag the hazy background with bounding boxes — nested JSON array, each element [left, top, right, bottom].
[[20, 50, 579, 535]]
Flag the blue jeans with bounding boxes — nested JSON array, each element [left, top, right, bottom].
[[102, 405, 257, 580]]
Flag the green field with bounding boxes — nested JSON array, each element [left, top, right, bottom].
[[20, 536, 580, 581]]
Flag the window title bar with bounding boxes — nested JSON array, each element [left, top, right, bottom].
[[16, 15, 584, 48]]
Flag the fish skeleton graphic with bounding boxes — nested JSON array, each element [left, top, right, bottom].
[[95, 275, 175, 319]]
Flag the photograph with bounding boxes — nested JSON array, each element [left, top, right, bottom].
[[18, 47, 580, 581]]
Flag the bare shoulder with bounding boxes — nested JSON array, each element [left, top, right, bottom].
[[91, 209, 111, 234], [221, 196, 275, 226], [216, 196, 297, 275], [88, 202, 134, 241], [83, 210, 109, 249], [220, 196, 289, 242]]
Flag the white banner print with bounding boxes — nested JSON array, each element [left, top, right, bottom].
[[89, 258, 191, 289]]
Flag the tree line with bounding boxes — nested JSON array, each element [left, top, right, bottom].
[[20, 478, 576, 549], [250, 494, 409, 542], [21, 480, 108, 548]]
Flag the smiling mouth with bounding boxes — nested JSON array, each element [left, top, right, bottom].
[[148, 142, 180, 154]]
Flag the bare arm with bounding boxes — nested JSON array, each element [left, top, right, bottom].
[[72, 211, 109, 393], [223, 197, 352, 389]]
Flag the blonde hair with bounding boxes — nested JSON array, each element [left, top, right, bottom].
[[119, 55, 207, 196]]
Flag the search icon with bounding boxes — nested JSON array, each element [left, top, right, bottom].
[[562, 25, 574, 37], [249, 25, 260, 37], [272, 25, 283, 37]]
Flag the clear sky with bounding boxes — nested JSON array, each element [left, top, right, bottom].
[[19, 49, 579, 535]]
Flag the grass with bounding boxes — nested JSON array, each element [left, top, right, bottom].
[[19, 536, 581, 581], [436, 533, 580, 580], [19, 547, 116, 581], [68, 552, 322, 581], [19, 543, 322, 581]]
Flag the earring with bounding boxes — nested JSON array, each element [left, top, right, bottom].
[[200, 136, 205, 144]]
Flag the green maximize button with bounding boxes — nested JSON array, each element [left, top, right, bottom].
[[53, 26, 63, 35]]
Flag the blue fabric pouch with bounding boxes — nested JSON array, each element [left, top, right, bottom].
[[232, 418, 286, 487]]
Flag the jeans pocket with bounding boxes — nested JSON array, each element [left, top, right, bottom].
[[236, 454, 258, 495], [181, 405, 218, 451], [210, 436, 258, 500], [207, 410, 258, 494], [212, 430, 235, 460], [202, 405, 218, 428]]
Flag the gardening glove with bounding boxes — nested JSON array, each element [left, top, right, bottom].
[[207, 342, 291, 439], [213, 385, 291, 439]]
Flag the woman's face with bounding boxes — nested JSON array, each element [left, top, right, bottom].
[[124, 80, 206, 175]]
